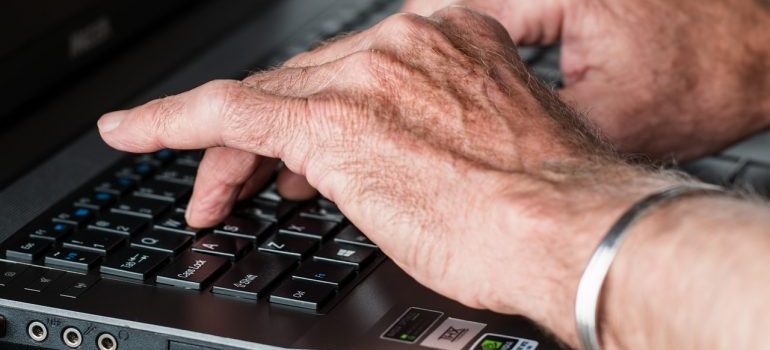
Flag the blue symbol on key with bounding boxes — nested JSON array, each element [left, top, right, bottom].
[[53, 224, 67, 231], [74, 208, 90, 217], [314, 272, 327, 279], [135, 163, 151, 174], [157, 149, 172, 159], [66, 252, 79, 260], [95, 192, 112, 201], [117, 178, 132, 187]]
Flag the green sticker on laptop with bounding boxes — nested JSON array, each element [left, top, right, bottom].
[[381, 307, 444, 344], [471, 333, 539, 350]]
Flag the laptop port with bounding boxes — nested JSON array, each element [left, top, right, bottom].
[[27, 321, 48, 342], [62, 327, 83, 348], [97, 332, 118, 350]]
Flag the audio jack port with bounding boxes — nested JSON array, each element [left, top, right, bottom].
[[27, 321, 48, 342], [62, 327, 83, 348], [97, 332, 118, 350]]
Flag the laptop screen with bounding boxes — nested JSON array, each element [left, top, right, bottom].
[[0, 0, 192, 124], [0, 0, 194, 189], [0, 0, 98, 60]]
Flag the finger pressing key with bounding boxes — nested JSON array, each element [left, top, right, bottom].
[[186, 147, 261, 228]]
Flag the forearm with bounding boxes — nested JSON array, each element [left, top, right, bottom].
[[603, 195, 770, 349], [494, 165, 770, 349]]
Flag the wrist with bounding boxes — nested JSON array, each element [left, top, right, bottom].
[[601, 194, 770, 350], [491, 162, 686, 347]]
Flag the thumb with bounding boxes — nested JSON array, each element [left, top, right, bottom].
[[401, 0, 458, 15], [487, 0, 570, 45], [402, 0, 570, 46]]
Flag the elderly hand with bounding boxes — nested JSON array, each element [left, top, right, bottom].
[[404, 0, 770, 160], [98, 7, 680, 347]]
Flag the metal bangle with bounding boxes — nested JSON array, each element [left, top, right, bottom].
[[575, 183, 727, 350]]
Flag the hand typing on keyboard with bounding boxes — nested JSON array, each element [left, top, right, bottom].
[[97, 6, 770, 350], [404, 0, 770, 160]]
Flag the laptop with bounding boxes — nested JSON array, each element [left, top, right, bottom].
[[0, 1, 768, 350]]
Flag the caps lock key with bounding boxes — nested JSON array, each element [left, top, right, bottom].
[[155, 252, 227, 290]]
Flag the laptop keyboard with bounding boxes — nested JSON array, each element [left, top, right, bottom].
[[1, 150, 383, 312], [682, 129, 770, 196], [1, 0, 768, 319]]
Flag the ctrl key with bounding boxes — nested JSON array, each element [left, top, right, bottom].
[[156, 252, 228, 290], [5, 239, 51, 261], [269, 279, 336, 311]]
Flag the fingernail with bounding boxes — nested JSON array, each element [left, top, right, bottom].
[[184, 201, 195, 223], [98, 111, 126, 133]]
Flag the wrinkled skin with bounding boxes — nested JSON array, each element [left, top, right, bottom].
[[97, 2, 770, 347], [98, 8, 680, 346], [405, 0, 770, 160]]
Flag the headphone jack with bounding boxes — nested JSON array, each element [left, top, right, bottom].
[[27, 321, 48, 342], [97, 332, 118, 350]]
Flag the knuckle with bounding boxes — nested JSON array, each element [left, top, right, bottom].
[[142, 97, 183, 143], [201, 79, 243, 112], [200, 80, 270, 151], [433, 6, 510, 43], [379, 13, 455, 54], [381, 12, 428, 32], [432, 5, 478, 22], [378, 12, 442, 42], [202, 79, 250, 128]]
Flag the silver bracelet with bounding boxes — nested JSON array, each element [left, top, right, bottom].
[[575, 183, 727, 350]]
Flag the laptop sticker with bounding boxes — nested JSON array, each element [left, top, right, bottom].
[[470, 333, 539, 350], [381, 307, 444, 344], [419, 317, 486, 350]]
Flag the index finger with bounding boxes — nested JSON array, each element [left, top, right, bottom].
[[98, 79, 310, 162]]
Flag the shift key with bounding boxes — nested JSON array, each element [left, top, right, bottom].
[[155, 252, 227, 290], [212, 253, 295, 300]]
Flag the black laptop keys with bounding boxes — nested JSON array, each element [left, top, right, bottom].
[[212, 253, 295, 300], [269, 279, 336, 310], [0, 148, 383, 314], [101, 248, 169, 280], [155, 252, 228, 290]]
